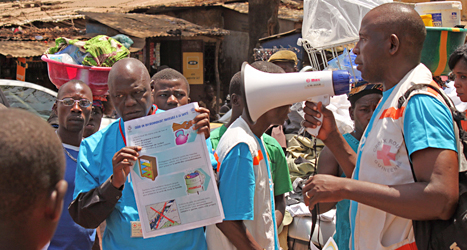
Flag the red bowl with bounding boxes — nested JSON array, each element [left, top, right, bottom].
[[41, 55, 111, 96]]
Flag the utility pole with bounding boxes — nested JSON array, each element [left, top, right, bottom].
[[248, 0, 280, 63]]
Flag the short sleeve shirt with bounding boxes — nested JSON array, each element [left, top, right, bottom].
[[211, 125, 292, 195], [217, 143, 255, 221]]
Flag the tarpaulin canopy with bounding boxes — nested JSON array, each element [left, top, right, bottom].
[[299, 0, 392, 50]]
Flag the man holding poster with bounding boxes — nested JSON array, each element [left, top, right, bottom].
[[124, 102, 224, 238], [69, 58, 212, 249]]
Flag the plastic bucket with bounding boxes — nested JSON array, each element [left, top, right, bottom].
[[41, 55, 111, 96], [415, 1, 462, 27], [421, 27, 467, 76]]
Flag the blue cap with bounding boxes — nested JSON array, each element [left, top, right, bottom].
[[332, 70, 350, 95]]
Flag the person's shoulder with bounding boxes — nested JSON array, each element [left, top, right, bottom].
[[155, 109, 164, 114], [223, 122, 251, 142], [212, 124, 227, 137], [211, 127, 221, 138], [262, 134, 282, 149], [223, 143, 254, 165], [82, 119, 119, 148], [218, 123, 255, 156], [406, 93, 451, 115]]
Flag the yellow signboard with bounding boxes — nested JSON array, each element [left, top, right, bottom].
[[183, 52, 203, 84]]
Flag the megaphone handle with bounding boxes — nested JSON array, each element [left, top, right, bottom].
[[305, 116, 323, 137], [305, 95, 329, 137], [308, 95, 330, 106]]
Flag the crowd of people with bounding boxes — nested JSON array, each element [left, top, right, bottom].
[[1, 2, 467, 250]]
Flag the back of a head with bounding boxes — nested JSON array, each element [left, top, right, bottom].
[[229, 72, 242, 97], [151, 68, 190, 95], [0, 109, 65, 222], [251, 61, 286, 74], [229, 62, 285, 97], [369, 3, 426, 62]]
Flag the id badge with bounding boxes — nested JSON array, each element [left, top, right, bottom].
[[131, 221, 143, 237]]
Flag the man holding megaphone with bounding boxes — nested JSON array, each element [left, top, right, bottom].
[[206, 61, 291, 250], [302, 3, 459, 250], [208, 51, 353, 249]]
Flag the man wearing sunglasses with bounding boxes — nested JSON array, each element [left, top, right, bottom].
[[69, 58, 210, 249], [49, 80, 96, 250]]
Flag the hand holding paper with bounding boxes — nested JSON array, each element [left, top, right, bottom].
[[112, 146, 142, 188], [193, 107, 210, 139]]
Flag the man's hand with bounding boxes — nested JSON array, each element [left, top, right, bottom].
[[111, 146, 142, 189], [302, 174, 348, 209], [193, 107, 210, 139], [303, 101, 338, 142]]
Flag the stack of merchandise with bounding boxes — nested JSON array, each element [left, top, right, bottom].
[[45, 35, 131, 67]]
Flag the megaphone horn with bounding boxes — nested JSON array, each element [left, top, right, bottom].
[[240, 62, 351, 130]]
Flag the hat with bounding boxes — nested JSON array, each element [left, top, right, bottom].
[[268, 50, 298, 66], [348, 81, 383, 105], [93, 100, 105, 112]]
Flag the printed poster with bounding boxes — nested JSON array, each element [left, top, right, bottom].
[[125, 103, 224, 238]]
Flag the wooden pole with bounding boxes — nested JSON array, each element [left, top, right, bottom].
[[215, 39, 221, 119]]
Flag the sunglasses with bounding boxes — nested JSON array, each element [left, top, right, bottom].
[[56, 98, 92, 108]]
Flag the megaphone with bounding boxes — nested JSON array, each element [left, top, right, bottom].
[[241, 62, 350, 136]]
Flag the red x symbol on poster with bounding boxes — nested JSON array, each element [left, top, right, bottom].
[[151, 202, 175, 229]]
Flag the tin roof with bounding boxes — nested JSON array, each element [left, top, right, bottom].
[[0, 0, 232, 27], [0, 41, 50, 57], [221, 2, 303, 22], [259, 28, 301, 42], [80, 12, 229, 38], [0, 26, 84, 42]]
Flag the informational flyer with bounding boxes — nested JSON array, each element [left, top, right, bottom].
[[125, 103, 224, 238]]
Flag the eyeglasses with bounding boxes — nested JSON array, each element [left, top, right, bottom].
[[56, 98, 92, 108]]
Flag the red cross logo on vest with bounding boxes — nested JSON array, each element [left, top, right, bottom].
[[377, 144, 396, 166]]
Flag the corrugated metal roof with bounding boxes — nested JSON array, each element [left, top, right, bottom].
[[0, 0, 301, 28], [0, 26, 84, 42], [259, 28, 300, 42], [0, 0, 85, 27], [221, 2, 303, 22], [0, 41, 50, 57], [0, 0, 231, 27], [80, 12, 229, 38]]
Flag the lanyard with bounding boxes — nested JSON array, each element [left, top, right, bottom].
[[119, 105, 158, 146]]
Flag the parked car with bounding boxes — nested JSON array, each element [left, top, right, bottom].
[[0, 79, 57, 120], [0, 79, 115, 130]]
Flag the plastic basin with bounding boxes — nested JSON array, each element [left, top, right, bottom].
[[41, 55, 111, 96], [421, 26, 467, 76]]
